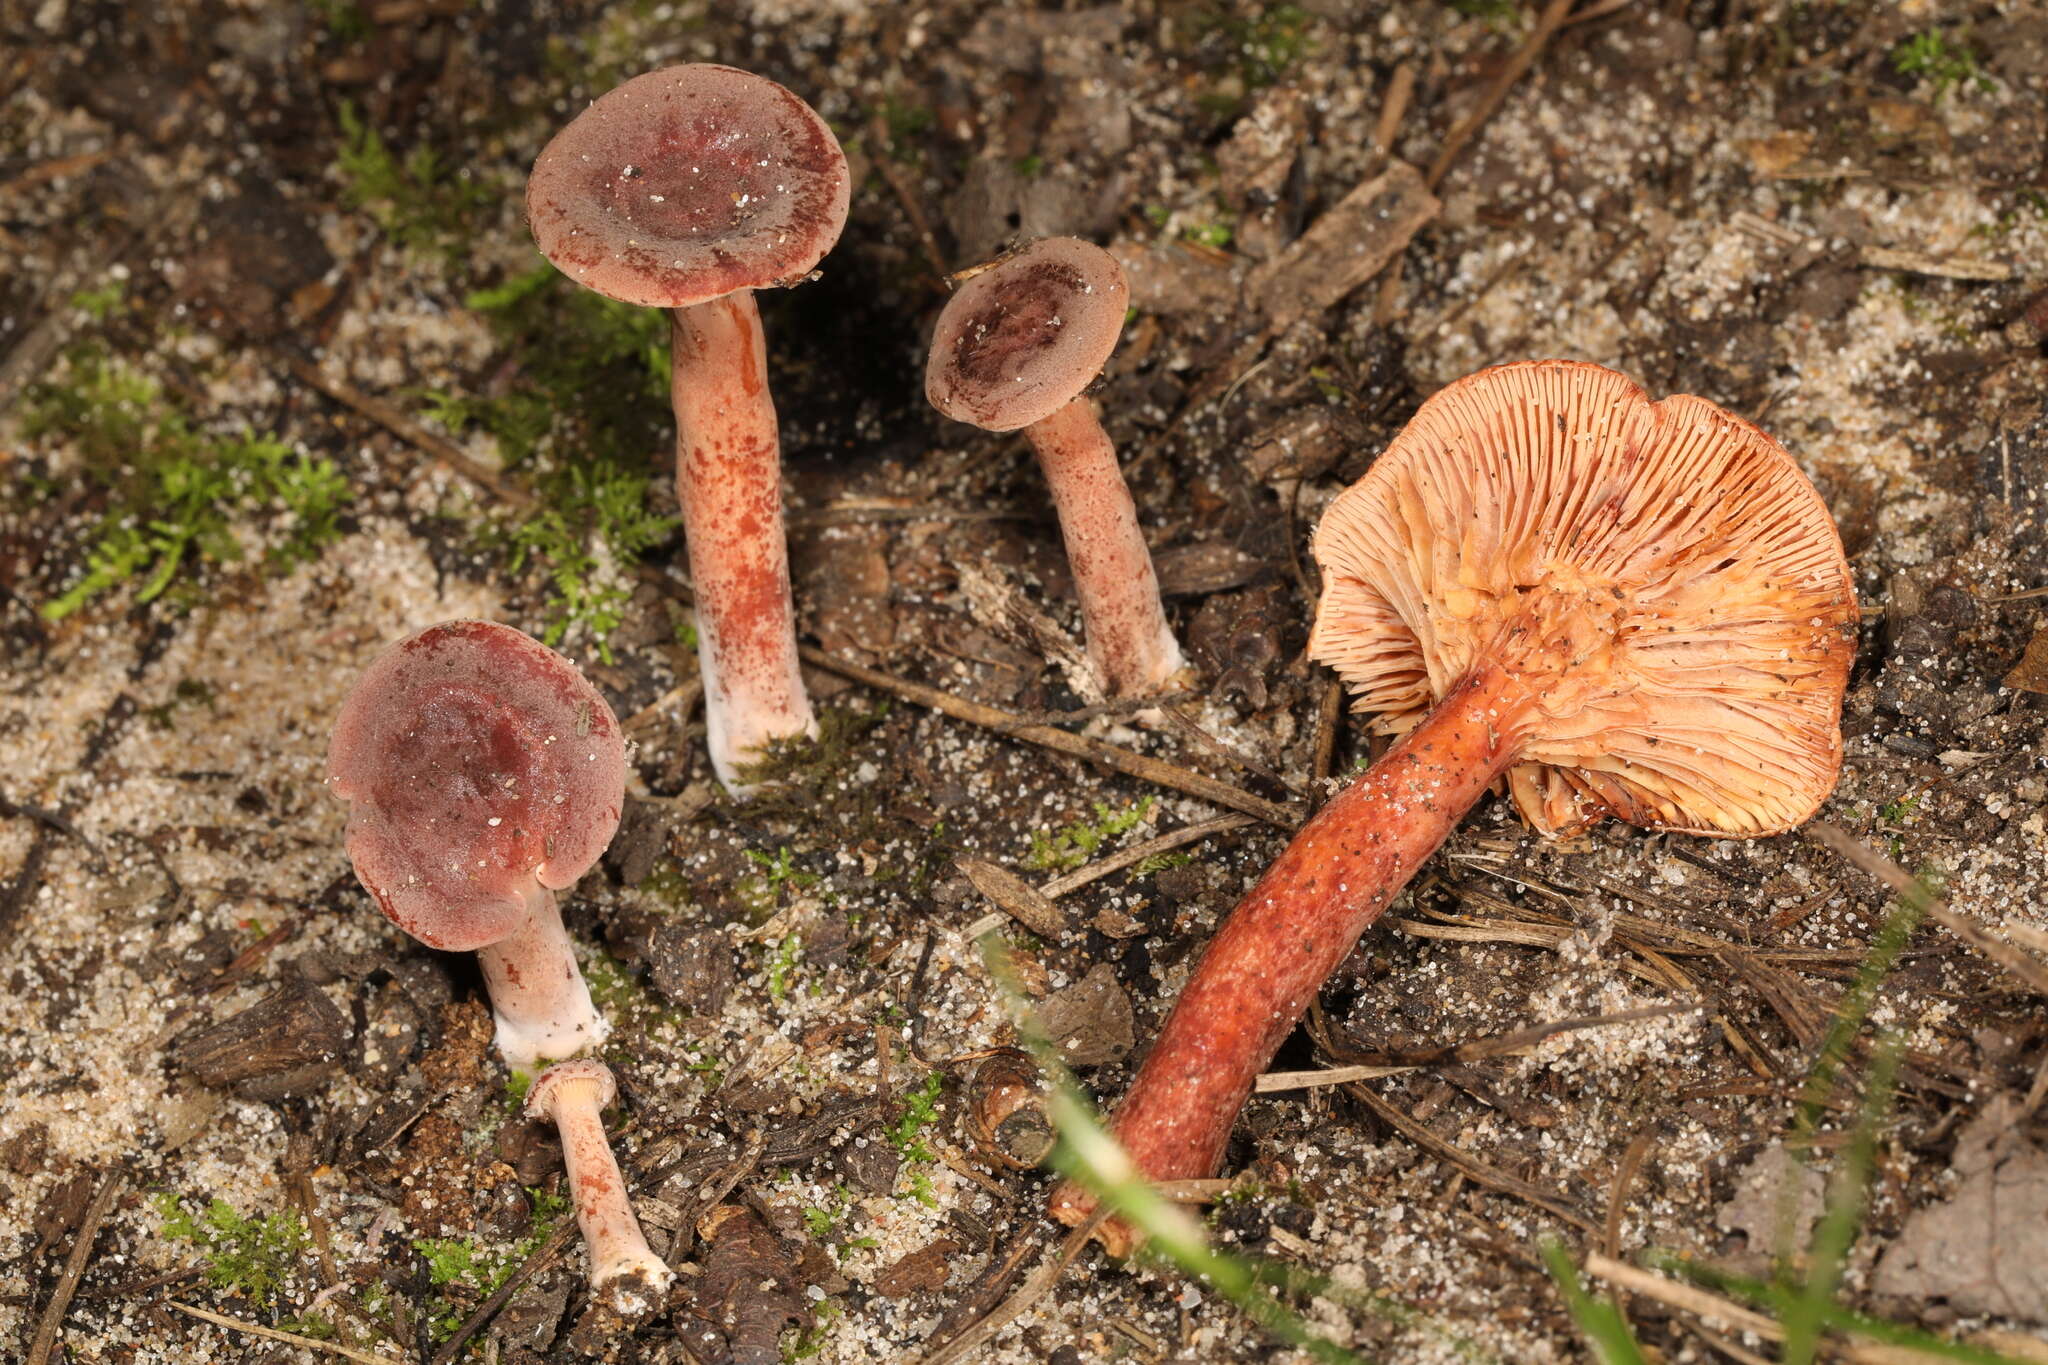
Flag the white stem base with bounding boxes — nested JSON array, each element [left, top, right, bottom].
[[475, 885, 608, 1072]]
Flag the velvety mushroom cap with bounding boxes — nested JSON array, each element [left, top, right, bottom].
[[926, 237, 1130, 432], [1310, 360, 1858, 837], [327, 621, 627, 952], [527, 64, 851, 309], [526, 1058, 618, 1118]]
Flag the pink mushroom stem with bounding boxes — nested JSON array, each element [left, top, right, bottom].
[[1049, 663, 1527, 1255], [1024, 396, 1188, 698], [475, 884, 608, 1073], [528, 1061, 674, 1316], [669, 290, 816, 792]]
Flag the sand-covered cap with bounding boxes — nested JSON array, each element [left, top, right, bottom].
[[525, 1058, 618, 1118], [527, 64, 851, 309], [327, 621, 627, 952], [926, 236, 1130, 432], [1310, 359, 1858, 837]]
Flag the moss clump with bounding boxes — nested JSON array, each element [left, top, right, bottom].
[[421, 262, 680, 656], [27, 345, 349, 620], [1024, 797, 1157, 873], [334, 100, 497, 260], [412, 1187, 570, 1342], [724, 702, 893, 815], [154, 1193, 309, 1309]]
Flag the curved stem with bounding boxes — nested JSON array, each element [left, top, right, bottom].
[[1049, 664, 1529, 1254], [545, 1073, 674, 1315], [1023, 397, 1186, 698], [475, 884, 607, 1072], [670, 290, 815, 794]]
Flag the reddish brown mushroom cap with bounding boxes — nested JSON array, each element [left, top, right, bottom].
[[1310, 359, 1858, 837], [526, 64, 850, 309], [326, 621, 627, 952], [926, 237, 1130, 432]]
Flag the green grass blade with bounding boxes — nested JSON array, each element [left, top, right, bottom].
[[1540, 1240, 1649, 1365]]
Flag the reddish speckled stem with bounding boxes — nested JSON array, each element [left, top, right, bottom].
[[1049, 664, 1529, 1254], [670, 291, 815, 794], [531, 1064, 674, 1315], [474, 885, 606, 1073], [1024, 397, 1186, 699]]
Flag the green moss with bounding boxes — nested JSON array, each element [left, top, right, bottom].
[[70, 278, 124, 321], [729, 702, 892, 800], [413, 1188, 570, 1343], [1448, 0, 1521, 27], [334, 100, 495, 259], [638, 858, 693, 909], [1132, 850, 1194, 878], [886, 1071, 945, 1163], [28, 346, 349, 620], [310, 0, 369, 41], [1024, 796, 1156, 873], [765, 932, 804, 1002], [1891, 29, 1993, 99], [424, 261, 684, 657], [1201, 4, 1314, 90], [155, 1193, 309, 1309]]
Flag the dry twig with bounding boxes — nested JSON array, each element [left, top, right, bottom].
[[797, 646, 1300, 828], [26, 1168, 125, 1365], [283, 354, 535, 509], [1808, 822, 2048, 997], [1037, 814, 1256, 900], [917, 1212, 1106, 1365], [1345, 1082, 1594, 1231], [167, 1301, 400, 1365], [1374, 0, 1577, 324]]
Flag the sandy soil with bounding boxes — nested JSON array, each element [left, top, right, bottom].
[[5, 1, 2048, 1362]]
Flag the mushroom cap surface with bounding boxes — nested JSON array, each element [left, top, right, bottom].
[[525, 1058, 618, 1119], [527, 64, 850, 309], [925, 237, 1129, 432], [327, 621, 627, 952], [1310, 359, 1858, 837]]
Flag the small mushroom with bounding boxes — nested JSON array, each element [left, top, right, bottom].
[[326, 620, 625, 1072], [526, 1059, 673, 1316], [527, 65, 851, 794], [1050, 360, 1860, 1253], [926, 237, 1188, 699]]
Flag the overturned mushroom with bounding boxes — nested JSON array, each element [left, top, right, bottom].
[[927, 237, 1187, 698], [1050, 360, 1859, 1252], [327, 621, 625, 1072], [527, 64, 850, 794], [527, 1059, 674, 1316]]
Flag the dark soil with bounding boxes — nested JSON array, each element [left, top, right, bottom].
[[5, 2, 2048, 1363]]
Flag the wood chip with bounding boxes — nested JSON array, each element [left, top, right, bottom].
[[175, 979, 353, 1094], [874, 1237, 963, 1297], [1248, 160, 1439, 324], [956, 857, 1066, 938], [2003, 624, 2048, 694]]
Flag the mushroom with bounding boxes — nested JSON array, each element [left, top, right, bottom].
[[526, 64, 851, 794], [526, 1059, 674, 1316], [326, 620, 626, 1072], [1048, 360, 1859, 1252], [926, 237, 1188, 699]]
